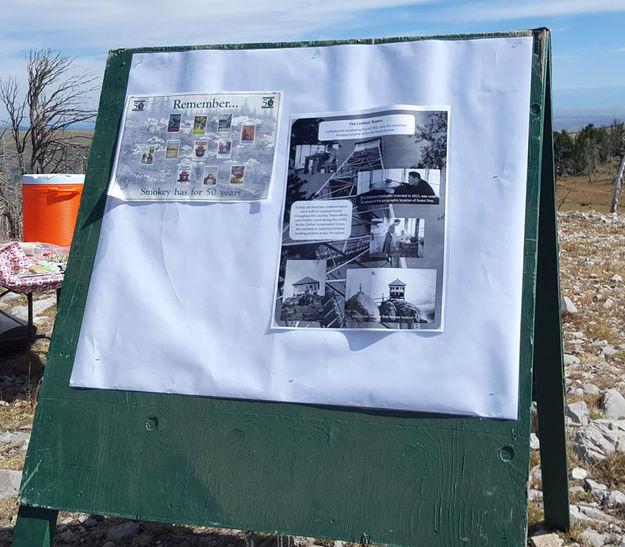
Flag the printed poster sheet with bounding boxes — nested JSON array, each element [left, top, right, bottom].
[[70, 37, 534, 419], [274, 107, 447, 331], [108, 92, 281, 201]]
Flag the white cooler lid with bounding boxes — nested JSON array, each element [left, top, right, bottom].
[[22, 174, 85, 185]]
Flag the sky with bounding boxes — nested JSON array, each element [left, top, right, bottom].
[[0, 0, 624, 131]]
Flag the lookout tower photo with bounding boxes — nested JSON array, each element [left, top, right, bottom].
[[273, 106, 448, 331]]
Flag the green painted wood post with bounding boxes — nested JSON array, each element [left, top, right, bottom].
[[12, 506, 58, 546], [533, 36, 570, 530]]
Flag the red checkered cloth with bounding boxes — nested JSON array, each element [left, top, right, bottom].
[[0, 242, 64, 293]]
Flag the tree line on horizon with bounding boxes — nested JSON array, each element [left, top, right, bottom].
[[554, 121, 625, 183]]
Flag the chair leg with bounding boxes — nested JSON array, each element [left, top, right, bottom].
[[27, 292, 35, 340]]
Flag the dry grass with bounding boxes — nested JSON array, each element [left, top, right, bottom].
[[586, 323, 620, 345], [529, 450, 540, 470], [527, 501, 545, 530], [569, 489, 594, 504], [592, 453, 625, 490], [558, 521, 593, 546], [567, 439, 580, 469], [0, 454, 25, 471], [0, 406, 34, 431], [0, 293, 28, 314], [584, 393, 604, 419], [556, 167, 619, 213], [0, 496, 18, 528], [38, 304, 57, 318]]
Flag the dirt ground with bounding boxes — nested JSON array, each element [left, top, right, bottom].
[[556, 169, 621, 213]]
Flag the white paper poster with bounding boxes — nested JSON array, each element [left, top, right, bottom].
[[70, 36, 533, 419], [273, 106, 448, 331], [108, 92, 281, 201]]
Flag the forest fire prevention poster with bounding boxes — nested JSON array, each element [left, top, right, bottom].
[[108, 92, 281, 201], [273, 106, 448, 331]]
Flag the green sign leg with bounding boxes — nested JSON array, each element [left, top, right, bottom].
[[533, 52, 570, 531], [12, 505, 58, 546]]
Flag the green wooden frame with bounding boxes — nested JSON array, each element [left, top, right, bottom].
[[13, 28, 568, 546]]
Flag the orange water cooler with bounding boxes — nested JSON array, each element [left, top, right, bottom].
[[22, 174, 85, 247]]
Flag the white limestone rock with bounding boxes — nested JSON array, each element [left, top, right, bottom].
[[529, 532, 563, 547], [0, 469, 21, 498], [561, 296, 578, 314], [605, 490, 625, 508], [601, 389, 625, 419], [56, 529, 77, 544], [566, 401, 590, 427], [582, 528, 609, 547], [570, 503, 616, 523], [10, 294, 56, 322], [106, 521, 140, 541], [530, 432, 540, 450], [582, 383, 601, 395], [528, 488, 543, 502], [585, 478, 608, 503], [564, 353, 581, 366], [573, 419, 625, 462]]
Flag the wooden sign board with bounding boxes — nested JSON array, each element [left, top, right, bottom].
[[14, 28, 568, 546]]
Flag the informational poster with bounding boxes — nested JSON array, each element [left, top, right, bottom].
[[273, 107, 448, 330], [71, 36, 534, 419], [108, 92, 281, 201]]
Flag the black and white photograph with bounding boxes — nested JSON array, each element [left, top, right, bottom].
[[356, 168, 440, 204], [280, 260, 328, 323], [369, 217, 425, 266], [273, 106, 448, 331], [292, 144, 338, 175], [345, 268, 436, 327]]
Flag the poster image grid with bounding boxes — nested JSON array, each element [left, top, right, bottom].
[[108, 92, 281, 202]]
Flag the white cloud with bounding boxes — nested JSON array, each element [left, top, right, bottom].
[[441, 0, 625, 22], [0, 0, 437, 116], [1, 1, 436, 50]]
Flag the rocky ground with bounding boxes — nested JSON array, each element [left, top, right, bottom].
[[0, 210, 624, 545], [537, 210, 625, 547]]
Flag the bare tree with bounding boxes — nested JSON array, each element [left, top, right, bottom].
[[610, 154, 625, 213], [0, 129, 23, 239], [609, 123, 625, 213], [0, 79, 27, 175], [0, 48, 97, 175]]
